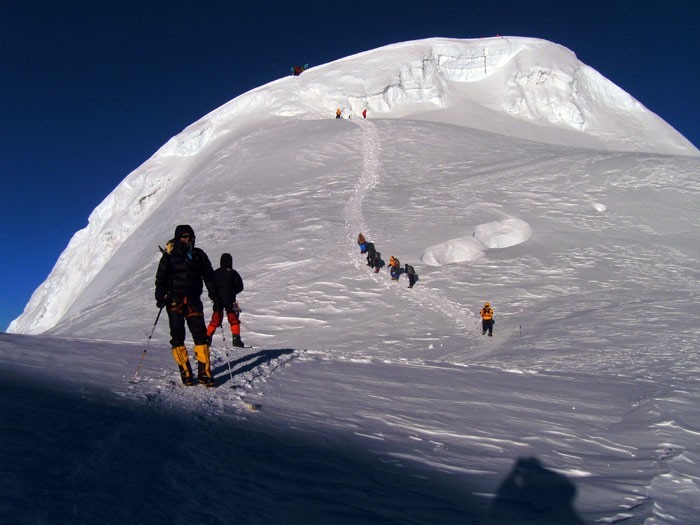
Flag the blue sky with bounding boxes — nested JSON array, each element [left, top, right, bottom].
[[2, 0, 697, 331]]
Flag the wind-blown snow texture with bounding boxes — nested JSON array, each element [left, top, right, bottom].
[[3, 37, 700, 524]]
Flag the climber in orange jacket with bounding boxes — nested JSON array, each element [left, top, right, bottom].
[[480, 302, 494, 336]]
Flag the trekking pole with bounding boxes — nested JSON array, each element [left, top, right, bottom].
[[130, 306, 164, 383], [219, 324, 235, 384]]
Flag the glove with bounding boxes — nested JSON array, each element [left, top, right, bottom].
[[156, 296, 167, 309], [213, 301, 222, 312]]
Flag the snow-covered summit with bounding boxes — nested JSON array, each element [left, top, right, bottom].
[[159, 36, 698, 158], [8, 36, 698, 335]]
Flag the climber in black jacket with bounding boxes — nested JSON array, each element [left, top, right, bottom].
[[206, 252, 245, 347], [155, 224, 217, 387]]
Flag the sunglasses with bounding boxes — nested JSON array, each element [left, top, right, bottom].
[[180, 234, 192, 239]]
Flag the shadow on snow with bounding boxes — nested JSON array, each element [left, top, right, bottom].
[[212, 347, 295, 387], [0, 348, 586, 525]]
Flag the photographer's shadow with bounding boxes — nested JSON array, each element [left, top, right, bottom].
[[488, 456, 585, 524]]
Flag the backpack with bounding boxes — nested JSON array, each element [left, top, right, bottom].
[[230, 269, 244, 296], [159, 239, 175, 256]]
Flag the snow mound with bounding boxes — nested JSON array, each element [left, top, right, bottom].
[[421, 237, 486, 266], [421, 217, 532, 266], [474, 217, 532, 249]]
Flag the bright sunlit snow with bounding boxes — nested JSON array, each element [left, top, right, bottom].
[[3, 37, 700, 524]]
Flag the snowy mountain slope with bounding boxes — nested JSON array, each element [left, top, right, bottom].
[[3, 37, 700, 524], [21, 118, 700, 362], [8, 36, 698, 336]]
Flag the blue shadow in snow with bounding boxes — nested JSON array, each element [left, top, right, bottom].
[[487, 456, 585, 524]]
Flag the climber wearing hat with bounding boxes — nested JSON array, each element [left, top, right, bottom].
[[480, 302, 494, 336], [206, 252, 245, 348], [155, 224, 218, 387]]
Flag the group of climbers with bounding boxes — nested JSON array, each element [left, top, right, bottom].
[[357, 232, 383, 273], [356, 233, 418, 288], [155, 224, 245, 388], [154, 225, 495, 389], [356, 232, 494, 333], [336, 108, 368, 119]]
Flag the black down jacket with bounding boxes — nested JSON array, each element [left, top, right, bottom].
[[213, 253, 244, 306], [155, 225, 216, 303]]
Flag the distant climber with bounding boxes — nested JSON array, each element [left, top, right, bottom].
[[357, 233, 367, 254], [480, 302, 494, 336], [365, 241, 377, 268], [291, 64, 308, 76], [404, 264, 418, 288], [388, 256, 401, 280], [365, 242, 382, 273]]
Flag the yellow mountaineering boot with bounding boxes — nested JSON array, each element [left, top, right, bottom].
[[194, 344, 215, 388], [172, 345, 194, 386]]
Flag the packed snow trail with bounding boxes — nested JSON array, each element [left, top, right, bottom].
[[345, 119, 474, 334], [122, 342, 299, 416], [344, 119, 381, 264]]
